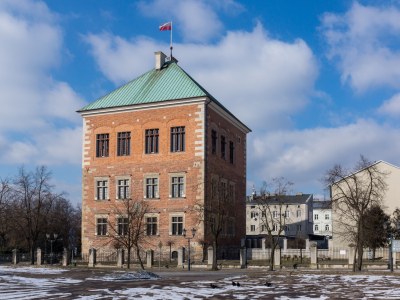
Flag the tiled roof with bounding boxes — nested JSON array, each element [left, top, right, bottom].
[[79, 60, 211, 112]]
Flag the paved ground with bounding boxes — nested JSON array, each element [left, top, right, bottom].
[[2, 265, 400, 299]]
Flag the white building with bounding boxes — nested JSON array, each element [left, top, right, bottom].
[[312, 200, 332, 237]]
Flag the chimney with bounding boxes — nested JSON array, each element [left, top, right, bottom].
[[155, 51, 167, 70]]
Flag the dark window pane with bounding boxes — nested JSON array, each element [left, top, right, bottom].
[[96, 134, 109, 157], [145, 129, 159, 154]]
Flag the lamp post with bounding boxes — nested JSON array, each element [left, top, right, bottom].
[[183, 228, 196, 271], [46, 233, 58, 265], [389, 235, 394, 272]]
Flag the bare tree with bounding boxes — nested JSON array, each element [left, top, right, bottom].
[[195, 177, 235, 271], [11, 166, 63, 264], [0, 178, 12, 252], [325, 155, 387, 271], [254, 177, 293, 271], [47, 197, 81, 253], [106, 198, 149, 269]]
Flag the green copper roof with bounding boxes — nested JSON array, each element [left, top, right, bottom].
[[78, 57, 251, 133], [79, 60, 210, 111]]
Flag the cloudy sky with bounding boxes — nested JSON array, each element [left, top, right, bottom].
[[1, 0, 400, 205]]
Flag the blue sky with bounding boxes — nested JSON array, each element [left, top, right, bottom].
[[1, 0, 400, 205]]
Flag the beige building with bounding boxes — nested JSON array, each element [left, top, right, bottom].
[[331, 160, 400, 248]]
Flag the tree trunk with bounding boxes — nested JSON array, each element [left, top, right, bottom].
[[270, 244, 276, 271], [30, 244, 35, 265], [211, 240, 218, 271], [136, 246, 144, 270], [127, 247, 131, 269], [357, 244, 363, 271]]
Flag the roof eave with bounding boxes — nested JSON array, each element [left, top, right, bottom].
[[77, 96, 208, 117]]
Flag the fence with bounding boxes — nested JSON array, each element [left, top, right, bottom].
[[317, 247, 389, 261]]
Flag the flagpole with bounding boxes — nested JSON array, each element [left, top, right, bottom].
[[170, 21, 173, 58]]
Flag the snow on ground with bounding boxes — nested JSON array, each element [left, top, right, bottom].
[[88, 270, 160, 281], [0, 267, 400, 299], [0, 265, 68, 274]]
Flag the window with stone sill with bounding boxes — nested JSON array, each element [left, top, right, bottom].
[[95, 179, 108, 200], [170, 174, 185, 198], [117, 217, 128, 236], [96, 217, 108, 236], [146, 216, 158, 236], [116, 178, 130, 199], [171, 216, 183, 235], [144, 177, 159, 199]]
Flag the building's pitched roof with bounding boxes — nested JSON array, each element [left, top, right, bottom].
[[246, 193, 313, 205], [79, 60, 209, 111], [78, 58, 251, 132], [332, 160, 400, 185], [313, 200, 332, 209]]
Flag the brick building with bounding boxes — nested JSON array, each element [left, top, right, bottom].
[[78, 52, 251, 258]]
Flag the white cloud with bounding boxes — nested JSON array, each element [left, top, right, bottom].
[[138, 0, 225, 43], [249, 119, 400, 192], [85, 33, 160, 85], [0, 0, 84, 166], [85, 23, 318, 131], [321, 2, 400, 93], [378, 93, 400, 117], [1, 127, 82, 166]]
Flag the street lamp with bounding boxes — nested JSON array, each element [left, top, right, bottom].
[[46, 233, 58, 265], [183, 228, 196, 271]]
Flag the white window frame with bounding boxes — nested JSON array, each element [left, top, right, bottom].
[[95, 214, 108, 236], [116, 215, 128, 236], [169, 213, 184, 236], [169, 172, 186, 198], [145, 213, 159, 236], [95, 177, 109, 200], [116, 176, 130, 200], [144, 174, 159, 199]]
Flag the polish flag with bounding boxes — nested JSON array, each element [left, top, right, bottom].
[[159, 22, 172, 31]]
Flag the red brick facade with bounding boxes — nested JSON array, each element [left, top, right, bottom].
[[80, 84, 249, 259]]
